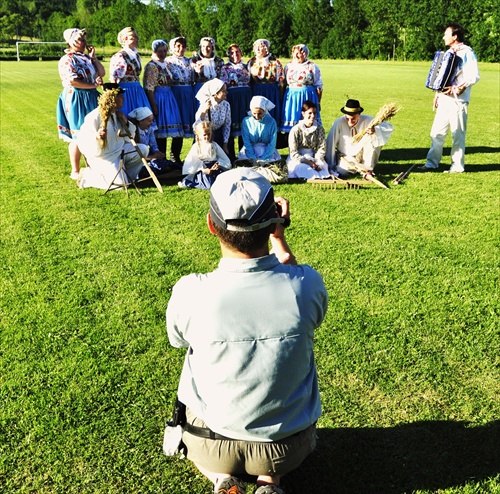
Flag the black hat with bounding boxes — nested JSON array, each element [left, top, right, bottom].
[[102, 82, 125, 94], [340, 99, 363, 115]]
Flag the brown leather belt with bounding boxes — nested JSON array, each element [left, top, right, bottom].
[[184, 422, 233, 440]]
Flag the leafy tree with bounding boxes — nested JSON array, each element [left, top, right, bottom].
[[327, 0, 366, 59], [0, 0, 497, 61], [290, 0, 333, 58], [42, 11, 79, 41], [215, 0, 255, 56], [251, 0, 292, 56], [171, 0, 203, 50], [0, 13, 25, 40], [468, 0, 499, 62]]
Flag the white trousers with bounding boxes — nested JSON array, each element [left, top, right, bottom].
[[80, 142, 148, 189], [425, 95, 469, 172], [287, 148, 330, 179]]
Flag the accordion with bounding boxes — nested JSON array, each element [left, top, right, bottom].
[[425, 50, 459, 91]]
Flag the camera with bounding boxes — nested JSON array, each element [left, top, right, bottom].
[[162, 398, 186, 456]]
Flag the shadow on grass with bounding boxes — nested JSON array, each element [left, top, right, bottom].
[[379, 146, 500, 175], [382, 146, 500, 162], [281, 420, 500, 493]]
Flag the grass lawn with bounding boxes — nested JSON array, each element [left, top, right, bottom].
[[0, 60, 499, 493]]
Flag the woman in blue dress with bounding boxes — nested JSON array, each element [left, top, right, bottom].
[[247, 39, 285, 126], [56, 28, 105, 179], [109, 27, 151, 117], [280, 44, 323, 133], [220, 44, 252, 160], [236, 96, 287, 183], [143, 39, 183, 153], [166, 36, 195, 163]]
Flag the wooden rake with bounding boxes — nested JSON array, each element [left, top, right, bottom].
[[307, 176, 374, 190]]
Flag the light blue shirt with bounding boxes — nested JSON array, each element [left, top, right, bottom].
[[241, 114, 278, 161], [167, 254, 328, 441]]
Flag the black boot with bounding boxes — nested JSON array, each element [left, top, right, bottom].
[[170, 137, 183, 165]]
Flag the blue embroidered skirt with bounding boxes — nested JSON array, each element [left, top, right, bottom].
[[280, 86, 321, 133], [118, 81, 152, 117], [251, 83, 282, 127], [171, 85, 196, 138], [227, 86, 252, 137], [57, 87, 99, 142], [154, 86, 184, 139]]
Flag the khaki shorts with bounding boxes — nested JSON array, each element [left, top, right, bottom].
[[182, 408, 317, 476]]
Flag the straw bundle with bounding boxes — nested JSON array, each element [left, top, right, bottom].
[[352, 103, 401, 143], [98, 88, 120, 148]]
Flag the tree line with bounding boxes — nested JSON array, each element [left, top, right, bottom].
[[0, 0, 498, 62]]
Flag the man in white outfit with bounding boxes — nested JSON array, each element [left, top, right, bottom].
[[419, 23, 480, 174], [325, 99, 393, 177]]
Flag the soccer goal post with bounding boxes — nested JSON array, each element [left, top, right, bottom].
[[16, 41, 67, 61]]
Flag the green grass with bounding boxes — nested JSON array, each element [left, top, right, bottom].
[[1, 60, 499, 493]]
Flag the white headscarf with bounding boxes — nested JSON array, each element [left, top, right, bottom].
[[117, 27, 136, 46], [252, 39, 271, 68], [63, 28, 85, 51], [253, 39, 270, 54], [195, 38, 218, 79], [249, 96, 275, 115], [199, 37, 216, 58], [195, 78, 224, 105], [169, 36, 186, 55], [128, 107, 153, 121], [292, 44, 310, 63]]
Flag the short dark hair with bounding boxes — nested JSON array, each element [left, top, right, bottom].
[[176, 37, 187, 48], [212, 220, 273, 254], [446, 23, 465, 42], [302, 100, 317, 112]]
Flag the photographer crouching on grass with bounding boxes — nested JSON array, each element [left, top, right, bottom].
[[166, 168, 328, 494]]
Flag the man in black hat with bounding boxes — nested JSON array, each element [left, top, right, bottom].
[[166, 168, 328, 494], [325, 98, 393, 177]]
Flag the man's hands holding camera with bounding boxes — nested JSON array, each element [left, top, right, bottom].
[[271, 196, 295, 265], [275, 196, 291, 229]]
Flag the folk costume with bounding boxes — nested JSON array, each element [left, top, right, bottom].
[[194, 79, 231, 148], [424, 42, 480, 173], [191, 37, 224, 103], [109, 28, 151, 116], [166, 37, 196, 139], [56, 28, 101, 142], [220, 53, 252, 138], [237, 96, 286, 183], [77, 105, 148, 190], [287, 120, 329, 179], [247, 39, 285, 125], [143, 40, 183, 139], [179, 140, 231, 189], [281, 45, 323, 132], [325, 100, 393, 176]]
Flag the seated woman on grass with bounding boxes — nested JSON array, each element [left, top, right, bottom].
[[127, 107, 164, 161], [179, 121, 231, 189], [287, 100, 330, 180], [236, 96, 287, 183], [77, 84, 148, 190], [128, 107, 179, 178]]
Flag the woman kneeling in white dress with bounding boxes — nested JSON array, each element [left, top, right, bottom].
[[287, 100, 330, 180]]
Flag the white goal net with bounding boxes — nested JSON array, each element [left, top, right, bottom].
[[16, 42, 67, 61]]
